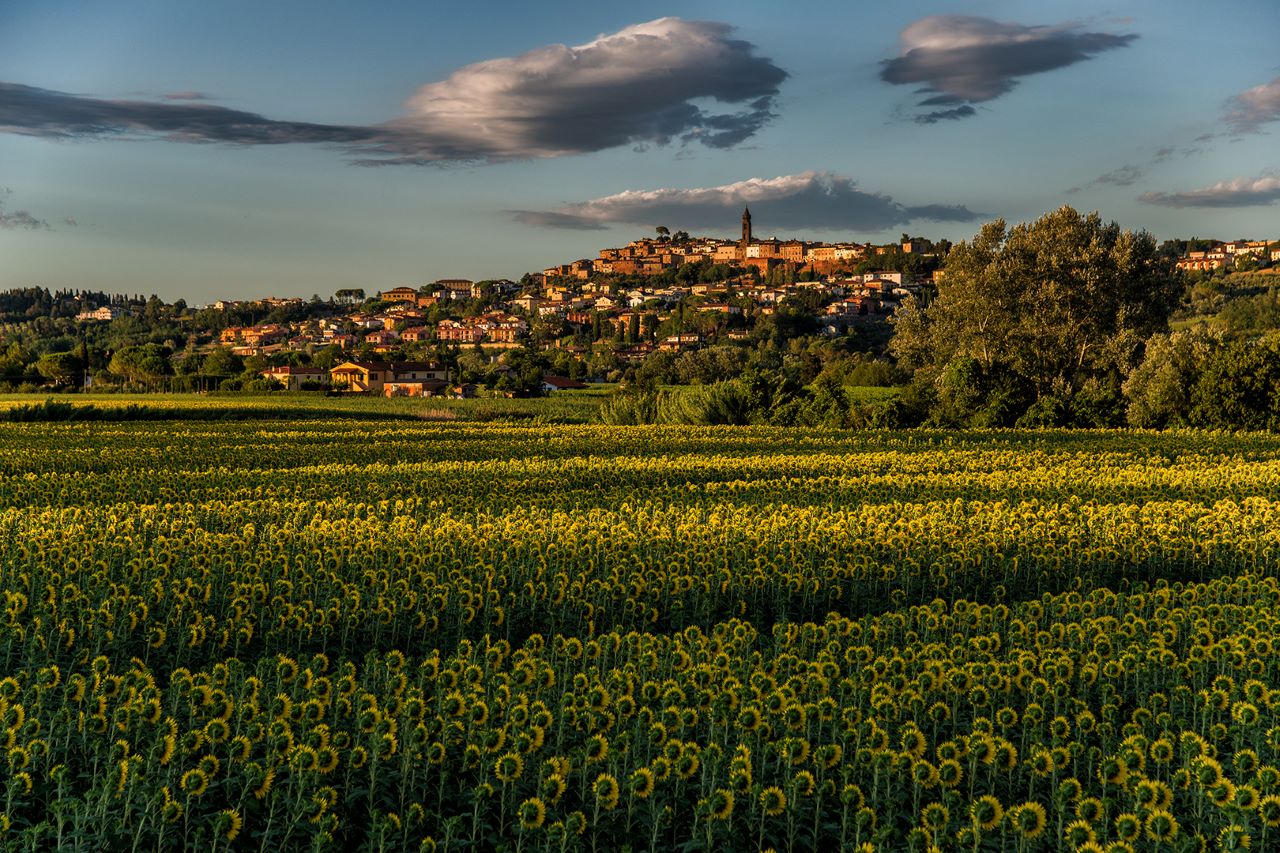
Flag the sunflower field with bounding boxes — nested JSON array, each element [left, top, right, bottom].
[[4, 420, 1280, 851]]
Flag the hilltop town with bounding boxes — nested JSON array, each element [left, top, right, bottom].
[[1, 212, 1277, 397]]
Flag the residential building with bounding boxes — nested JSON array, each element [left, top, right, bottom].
[[541, 375, 589, 392], [329, 360, 447, 393], [75, 306, 124, 322], [260, 366, 328, 390]]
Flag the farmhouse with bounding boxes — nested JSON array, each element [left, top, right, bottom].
[[260, 365, 328, 390], [329, 360, 448, 393]]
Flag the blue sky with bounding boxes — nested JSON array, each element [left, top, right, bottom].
[[1, 0, 1278, 301]]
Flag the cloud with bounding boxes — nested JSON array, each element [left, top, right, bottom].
[[0, 82, 379, 145], [512, 171, 982, 233], [1069, 164, 1145, 193], [161, 91, 213, 101], [880, 15, 1137, 122], [1140, 174, 1280, 208], [1067, 147, 1185, 193], [1224, 76, 1280, 135], [0, 18, 786, 164], [915, 105, 977, 124], [365, 17, 786, 163], [0, 189, 50, 230]]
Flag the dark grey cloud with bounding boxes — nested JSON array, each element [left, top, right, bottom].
[[1141, 175, 1280, 208], [161, 91, 214, 101], [0, 189, 50, 230], [513, 171, 983, 232], [512, 211, 610, 230], [880, 15, 1137, 123], [1224, 76, 1280, 135], [0, 18, 786, 164], [1067, 147, 1186, 194], [915, 105, 977, 124], [1069, 164, 1146, 193], [0, 82, 378, 145]]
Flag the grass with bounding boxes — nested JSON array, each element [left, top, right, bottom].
[[0, 389, 610, 423]]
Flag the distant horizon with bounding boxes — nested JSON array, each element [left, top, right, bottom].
[[3, 1, 1278, 301], [5, 207, 1278, 306]]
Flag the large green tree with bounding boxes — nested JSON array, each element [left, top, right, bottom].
[[891, 207, 1178, 422]]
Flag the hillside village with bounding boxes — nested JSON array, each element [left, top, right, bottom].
[[2, 213, 1278, 396]]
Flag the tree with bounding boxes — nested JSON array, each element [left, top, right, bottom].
[[891, 207, 1179, 423], [201, 347, 243, 378], [108, 344, 172, 386], [35, 351, 83, 386], [1190, 335, 1280, 430], [1124, 328, 1218, 428]]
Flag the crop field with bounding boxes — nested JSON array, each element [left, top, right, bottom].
[[0, 390, 612, 424], [4, 419, 1280, 850]]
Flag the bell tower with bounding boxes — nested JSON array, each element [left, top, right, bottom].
[[740, 206, 752, 250]]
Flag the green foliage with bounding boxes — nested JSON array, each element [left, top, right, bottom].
[[34, 350, 83, 386], [1123, 328, 1219, 428], [108, 343, 173, 385], [891, 207, 1179, 427], [1190, 335, 1280, 430]]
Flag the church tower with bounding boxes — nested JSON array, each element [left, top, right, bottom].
[[740, 206, 752, 250]]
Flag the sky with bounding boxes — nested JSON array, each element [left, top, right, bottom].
[[1, 0, 1278, 302]]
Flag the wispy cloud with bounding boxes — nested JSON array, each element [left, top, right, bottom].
[[161, 91, 213, 102], [1224, 76, 1280, 135], [0, 82, 379, 145], [512, 171, 982, 232], [1067, 147, 1184, 194], [0, 188, 51, 230], [1141, 174, 1280, 208], [880, 15, 1137, 123], [1067, 164, 1145, 194], [0, 18, 787, 164]]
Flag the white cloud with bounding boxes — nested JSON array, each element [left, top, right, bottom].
[[513, 171, 980, 232], [371, 18, 786, 163], [1224, 77, 1280, 135], [1141, 174, 1280, 208]]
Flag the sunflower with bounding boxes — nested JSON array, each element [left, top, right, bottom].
[[1257, 795, 1280, 828], [1113, 812, 1141, 843], [703, 788, 734, 822], [584, 734, 609, 765], [518, 797, 546, 830], [179, 768, 208, 797], [1208, 780, 1237, 808], [1012, 802, 1047, 840], [219, 808, 243, 842], [759, 786, 787, 817], [1217, 823, 1250, 852], [1142, 809, 1178, 843], [920, 802, 949, 832], [969, 795, 1003, 831], [494, 752, 524, 783], [1063, 819, 1096, 849], [629, 767, 655, 799], [593, 773, 620, 811]]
